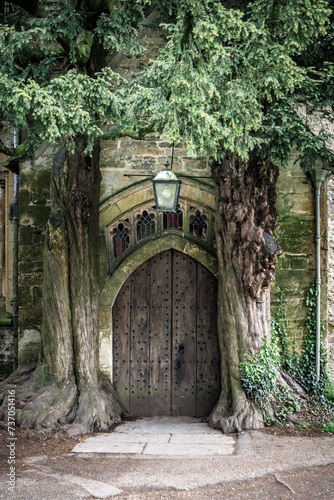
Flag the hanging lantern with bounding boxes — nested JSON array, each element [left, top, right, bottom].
[[152, 156, 181, 212]]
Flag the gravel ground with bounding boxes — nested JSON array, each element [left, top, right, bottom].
[[1, 424, 334, 499]]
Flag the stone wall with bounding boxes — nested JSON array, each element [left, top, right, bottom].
[[100, 135, 211, 202], [18, 143, 54, 365], [0, 324, 13, 379], [13, 135, 334, 380], [272, 154, 332, 379], [272, 153, 317, 349], [2, 19, 333, 379], [0, 123, 15, 375]]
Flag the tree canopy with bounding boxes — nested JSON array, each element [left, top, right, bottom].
[[128, 0, 334, 164], [1, 0, 334, 435], [0, 0, 333, 167]]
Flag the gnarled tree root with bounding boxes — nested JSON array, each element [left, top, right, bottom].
[[209, 398, 264, 433], [0, 364, 122, 435], [67, 372, 122, 436]]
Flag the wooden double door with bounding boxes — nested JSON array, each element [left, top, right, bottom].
[[112, 250, 220, 417]]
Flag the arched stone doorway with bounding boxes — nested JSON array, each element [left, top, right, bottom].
[[112, 249, 221, 417]]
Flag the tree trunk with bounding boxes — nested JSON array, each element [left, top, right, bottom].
[[0, 136, 121, 434], [209, 152, 280, 433]]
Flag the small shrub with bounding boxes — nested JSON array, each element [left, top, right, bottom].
[[296, 422, 309, 429], [325, 381, 334, 403], [321, 422, 334, 433]]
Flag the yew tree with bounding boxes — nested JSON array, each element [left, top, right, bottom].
[[0, 0, 334, 434], [127, 0, 334, 432], [0, 0, 156, 435]]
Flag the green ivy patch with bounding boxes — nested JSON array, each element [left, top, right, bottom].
[[240, 283, 333, 427]]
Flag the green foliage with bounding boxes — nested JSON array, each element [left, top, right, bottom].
[[296, 421, 309, 429], [325, 381, 334, 403], [0, 68, 126, 153], [240, 333, 300, 423], [0, 0, 333, 164], [248, 0, 331, 54], [240, 282, 331, 425], [240, 339, 278, 406], [95, 1, 145, 54], [321, 422, 334, 432], [0, 0, 148, 154], [126, 0, 334, 164], [278, 284, 329, 394]]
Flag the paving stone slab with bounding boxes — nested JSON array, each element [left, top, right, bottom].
[[143, 443, 235, 456], [169, 433, 235, 445], [71, 417, 236, 457], [114, 418, 219, 435], [72, 442, 145, 454], [65, 475, 123, 499], [76, 433, 171, 444], [114, 425, 215, 434]]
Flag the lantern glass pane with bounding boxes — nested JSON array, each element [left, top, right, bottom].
[[154, 181, 178, 211]]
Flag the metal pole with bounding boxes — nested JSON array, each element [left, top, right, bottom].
[[312, 168, 327, 384], [12, 131, 19, 370]]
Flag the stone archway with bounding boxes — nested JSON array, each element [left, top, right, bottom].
[[99, 234, 218, 395], [112, 249, 220, 417]]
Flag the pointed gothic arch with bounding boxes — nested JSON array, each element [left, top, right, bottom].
[[99, 181, 218, 382]]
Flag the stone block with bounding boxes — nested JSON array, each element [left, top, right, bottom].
[[19, 226, 34, 245], [279, 236, 315, 254], [278, 216, 314, 237], [19, 189, 31, 206], [285, 303, 309, 321], [125, 157, 157, 170], [287, 194, 314, 215], [274, 269, 314, 288], [18, 285, 33, 300], [290, 256, 312, 270], [101, 139, 120, 150], [181, 158, 208, 171], [18, 306, 42, 328], [19, 243, 44, 262], [277, 175, 312, 195], [280, 257, 291, 270], [32, 285, 43, 305], [19, 206, 50, 227], [0, 326, 13, 378], [99, 306, 112, 330], [18, 328, 40, 364]]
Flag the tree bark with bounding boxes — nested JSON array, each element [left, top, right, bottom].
[[209, 152, 280, 433], [0, 136, 121, 434]]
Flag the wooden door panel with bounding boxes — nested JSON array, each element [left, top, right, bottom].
[[196, 265, 221, 416], [129, 264, 150, 415], [171, 251, 197, 416], [112, 249, 220, 417], [113, 278, 131, 413], [149, 252, 172, 415]]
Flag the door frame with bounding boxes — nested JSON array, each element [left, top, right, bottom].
[[99, 233, 218, 381]]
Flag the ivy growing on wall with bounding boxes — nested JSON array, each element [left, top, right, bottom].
[[273, 284, 329, 394], [240, 282, 332, 425]]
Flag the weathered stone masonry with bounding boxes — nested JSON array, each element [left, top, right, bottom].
[[12, 134, 334, 379]]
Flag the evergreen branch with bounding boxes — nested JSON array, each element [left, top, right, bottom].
[[100, 122, 156, 141]]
